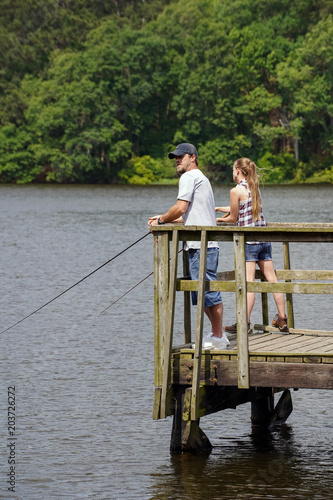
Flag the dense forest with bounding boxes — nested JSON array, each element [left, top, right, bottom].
[[0, 0, 332, 184]]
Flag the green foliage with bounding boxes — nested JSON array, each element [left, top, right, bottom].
[[292, 155, 333, 183], [199, 135, 252, 182], [305, 167, 333, 184], [276, 14, 333, 166], [118, 156, 156, 185], [118, 155, 176, 184], [0, 0, 332, 184], [258, 152, 297, 184], [0, 124, 42, 183]]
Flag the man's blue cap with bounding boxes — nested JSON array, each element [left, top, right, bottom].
[[168, 143, 198, 159]]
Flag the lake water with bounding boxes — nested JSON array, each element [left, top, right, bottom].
[[0, 184, 332, 499]]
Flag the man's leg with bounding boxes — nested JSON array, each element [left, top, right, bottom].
[[205, 302, 223, 337], [189, 248, 225, 340]]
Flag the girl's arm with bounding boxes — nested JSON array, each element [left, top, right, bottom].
[[215, 206, 230, 213], [216, 188, 240, 223]]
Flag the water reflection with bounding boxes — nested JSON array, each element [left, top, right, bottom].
[[149, 424, 332, 499], [249, 424, 294, 452]]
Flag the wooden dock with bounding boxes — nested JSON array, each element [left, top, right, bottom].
[[151, 223, 333, 453]]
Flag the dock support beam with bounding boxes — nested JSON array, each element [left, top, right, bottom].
[[251, 388, 293, 428], [170, 387, 212, 454], [251, 388, 274, 426]]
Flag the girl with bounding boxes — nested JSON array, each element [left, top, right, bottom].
[[216, 157, 288, 333]]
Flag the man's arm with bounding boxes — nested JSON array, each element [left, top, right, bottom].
[[149, 199, 189, 226]]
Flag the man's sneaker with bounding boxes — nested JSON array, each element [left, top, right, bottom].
[[272, 314, 289, 333], [192, 332, 228, 350], [222, 331, 230, 345], [205, 332, 228, 350], [224, 322, 250, 334], [192, 334, 211, 349]]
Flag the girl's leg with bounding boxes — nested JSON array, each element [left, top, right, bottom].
[[257, 260, 286, 318], [246, 261, 256, 322]]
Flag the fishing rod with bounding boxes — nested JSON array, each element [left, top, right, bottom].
[[0, 232, 151, 335]]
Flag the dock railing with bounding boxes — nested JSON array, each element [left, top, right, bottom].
[[152, 223, 333, 421]]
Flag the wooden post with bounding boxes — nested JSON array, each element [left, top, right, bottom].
[[283, 242, 295, 328], [251, 388, 274, 426], [191, 231, 208, 420], [251, 389, 293, 428], [153, 232, 169, 388], [182, 245, 191, 344], [160, 229, 179, 419], [261, 277, 269, 326], [268, 389, 293, 428], [234, 232, 249, 389], [170, 387, 212, 454]]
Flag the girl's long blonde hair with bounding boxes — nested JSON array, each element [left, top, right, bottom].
[[234, 157, 261, 221]]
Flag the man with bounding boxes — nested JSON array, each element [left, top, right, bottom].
[[148, 143, 229, 349]]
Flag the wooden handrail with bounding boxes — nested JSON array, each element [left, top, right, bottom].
[[216, 269, 333, 281], [176, 280, 333, 294]]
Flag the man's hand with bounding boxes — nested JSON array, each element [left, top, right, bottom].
[[148, 216, 161, 228], [148, 199, 189, 229]]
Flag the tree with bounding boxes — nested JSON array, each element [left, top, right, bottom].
[[277, 15, 333, 177]]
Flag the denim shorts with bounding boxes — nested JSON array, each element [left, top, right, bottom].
[[188, 248, 222, 307], [245, 242, 272, 262]]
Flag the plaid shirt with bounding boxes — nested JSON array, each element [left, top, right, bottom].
[[238, 180, 266, 242]]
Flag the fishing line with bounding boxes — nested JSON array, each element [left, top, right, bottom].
[[100, 271, 154, 314], [0, 232, 151, 335], [100, 247, 184, 314]]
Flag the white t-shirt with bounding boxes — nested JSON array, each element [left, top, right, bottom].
[[177, 169, 218, 250]]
